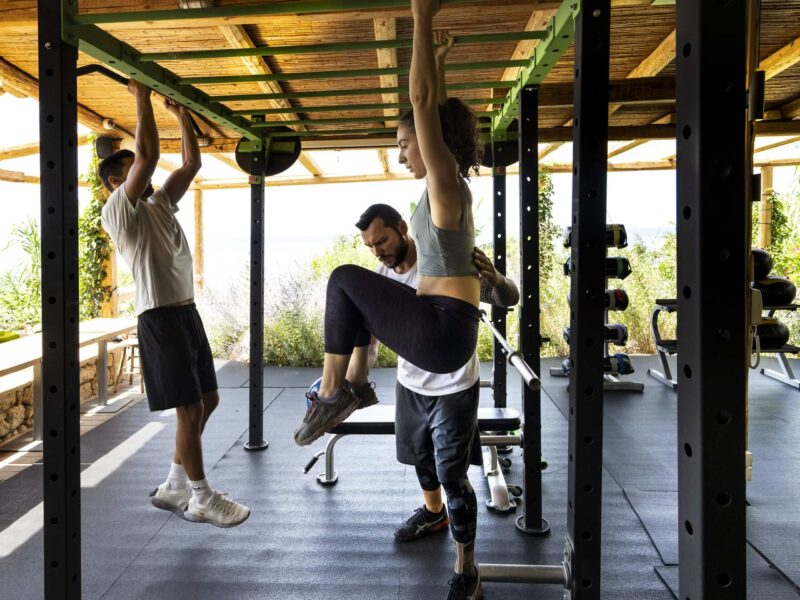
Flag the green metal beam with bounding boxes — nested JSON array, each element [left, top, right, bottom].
[[72, 0, 490, 26], [178, 60, 529, 85], [250, 111, 496, 127], [64, 24, 261, 141], [230, 97, 502, 116], [491, 0, 579, 139], [140, 31, 546, 62], [265, 124, 491, 138], [211, 81, 513, 103]]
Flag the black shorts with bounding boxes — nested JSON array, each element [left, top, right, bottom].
[[137, 303, 218, 412], [395, 380, 483, 484]]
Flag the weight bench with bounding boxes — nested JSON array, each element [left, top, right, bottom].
[[304, 405, 524, 512], [647, 299, 678, 389]]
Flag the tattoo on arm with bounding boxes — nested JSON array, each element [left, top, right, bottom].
[[481, 276, 521, 307]]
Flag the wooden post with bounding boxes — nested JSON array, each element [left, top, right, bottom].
[[194, 189, 205, 289], [759, 166, 774, 248]]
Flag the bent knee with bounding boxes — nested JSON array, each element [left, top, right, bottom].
[[176, 401, 204, 426]]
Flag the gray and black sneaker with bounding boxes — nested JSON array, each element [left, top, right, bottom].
[[394, 505, 449, 542], [349, 380, 379, 409], [447, 570, 483, 600], [294, 385, 361, 446]]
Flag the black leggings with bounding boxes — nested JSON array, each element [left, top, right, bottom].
[[324, 264, 480, 374]]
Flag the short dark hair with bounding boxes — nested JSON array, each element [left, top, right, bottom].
[[355, 204, 403, 232], [98, 149, 135, 192]]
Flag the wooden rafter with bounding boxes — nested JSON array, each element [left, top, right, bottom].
[[760, 35, 800, 80], [540, 28, 676, 160], [217, 23, 322, 177], [377, 148, 391, 174], [0, 57, 133, 140], [373, 17, 400, 168], [0, 135, 91, 161], [487, 6, 556, 112], [781, 95, 800, 120], [606, 113, 675, 159]]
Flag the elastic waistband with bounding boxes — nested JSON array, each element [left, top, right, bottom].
[[421, 295, 481, 321], [142, 302, 196, 315]]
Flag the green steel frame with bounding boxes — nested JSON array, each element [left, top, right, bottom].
[[492, 0, 579, 139], [62, 0, 577, 146], [139, 31, 547, 62], [178, 60, 529, 85], [72, 0, 507, 26], [231, 97, 501, 116]]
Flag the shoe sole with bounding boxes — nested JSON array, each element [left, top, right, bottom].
[[183, 509, 251, 528], [357, 397, 379, 410], [295, 393, 362, 446], [149, 489, 188, 516]]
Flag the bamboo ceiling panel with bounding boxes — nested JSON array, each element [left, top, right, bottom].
[[1, 0, 799, 152]]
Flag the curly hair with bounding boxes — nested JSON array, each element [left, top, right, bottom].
[[398, 98, 483, 179]]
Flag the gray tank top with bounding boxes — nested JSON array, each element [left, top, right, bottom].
[[409, 179, 478, 277]]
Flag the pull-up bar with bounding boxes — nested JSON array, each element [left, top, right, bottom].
[[139, 31, 547, 62], [480, 311, 541, 391], [211, 81, 513, 103], [178, 60, 529, 86], [230, 97, 502, 116]]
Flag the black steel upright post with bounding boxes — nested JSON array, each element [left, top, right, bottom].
[[566, 1, 610, 597], [517, 85, 549, 536], [676, 1, 748, 597], [492, 161, 508, 408], [39, 0, 81, 597], [245, 129, 269, 451]]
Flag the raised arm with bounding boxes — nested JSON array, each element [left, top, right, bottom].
[[162, 99, 202, 204], [123, 80, 159, 204], [433, 30, 454, 105], [410, 0, 462, 227]]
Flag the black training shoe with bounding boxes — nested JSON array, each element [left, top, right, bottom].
[[446, 571, 484, 600], [294, 385, 361, 446], [349, 380, 379, 409], [394, 505, 449, 542]]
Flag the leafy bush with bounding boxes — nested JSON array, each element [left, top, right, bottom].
[[0, 219, 41, 333]]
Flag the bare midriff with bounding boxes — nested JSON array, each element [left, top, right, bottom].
[[416, 274, 480, 308]]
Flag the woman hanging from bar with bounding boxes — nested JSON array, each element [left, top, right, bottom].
[[294, 0, 482, 448]]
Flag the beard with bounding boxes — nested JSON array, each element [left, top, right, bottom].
[[382, 236, 408, 269]]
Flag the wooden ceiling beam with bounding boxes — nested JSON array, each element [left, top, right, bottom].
[[373, 16, 400, 170], [377, 148, 391, 174], [0, 135, 91, 161], [488, 6, 557, 112], [760, 35, 800, 80], [216, 22, 322, 178], [780, 95, 800, 120], [0, 57, 133, 140], [540, 28, 676, 159]]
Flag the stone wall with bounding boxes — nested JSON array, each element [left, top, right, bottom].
[[0, 349, 123, 446]]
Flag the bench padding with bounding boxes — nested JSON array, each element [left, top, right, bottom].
[[330, 405, 521, 436]]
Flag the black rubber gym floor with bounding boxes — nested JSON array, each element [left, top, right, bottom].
[[0, 355, 798, 599]]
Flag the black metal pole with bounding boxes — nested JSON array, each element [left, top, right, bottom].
[[516, 85, 549, 536], [566, 1, 610, 597], [676, 1, 748, 597], [492, 162, 508, 408], [39, 1, 81, 597], [245, 131, 269, 451]]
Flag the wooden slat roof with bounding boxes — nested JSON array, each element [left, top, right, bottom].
[[1, 0, 800, 176]]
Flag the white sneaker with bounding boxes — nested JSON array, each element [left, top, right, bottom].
[[149, 482, 191, 514], [183, 491, 250, 528]]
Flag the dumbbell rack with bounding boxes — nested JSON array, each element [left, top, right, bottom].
[[551, 225, 644, 392]]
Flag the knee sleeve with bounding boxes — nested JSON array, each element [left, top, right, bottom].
[[442, 477, 478, 544], [415, 464, 441, 492]]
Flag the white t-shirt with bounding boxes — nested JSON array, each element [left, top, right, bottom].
[[377, 263, 480, 396], [101, 186, 194, 315]]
